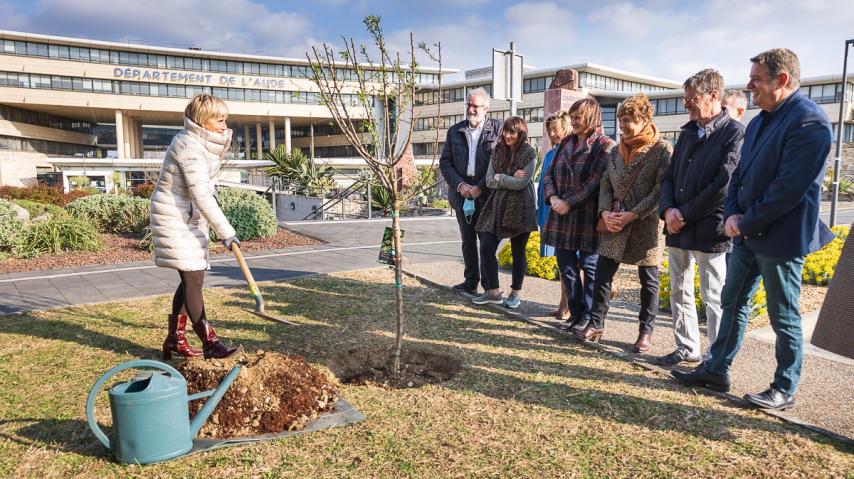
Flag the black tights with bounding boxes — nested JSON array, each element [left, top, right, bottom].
[[171, 270, 207, 324]]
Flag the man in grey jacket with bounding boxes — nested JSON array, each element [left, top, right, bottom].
[[439, 87, 502, 294], [658, 69, 744, 366]]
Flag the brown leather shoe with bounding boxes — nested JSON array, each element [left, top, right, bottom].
[[633, 332, 652, 353], [574, 326, 604, 343]]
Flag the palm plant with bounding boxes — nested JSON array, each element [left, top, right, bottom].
[[264, 145, 337, 197]]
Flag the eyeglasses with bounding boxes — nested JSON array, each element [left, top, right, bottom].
[[466, 102, 486, 109], [682, 90, 716, 104]]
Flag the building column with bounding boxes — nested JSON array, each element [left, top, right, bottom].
[[129, 118, 139, 158], [243, 125, 251, 160], [284, 117, 291, 154], [115, 110, 126, 160], [268, 119, 276, 150], [256, 122, 263, 160], [122, 116, 133, 159], [136, 121, 145, 158]]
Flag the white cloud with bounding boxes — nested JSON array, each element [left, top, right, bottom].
[[15, 0, 317, 58]]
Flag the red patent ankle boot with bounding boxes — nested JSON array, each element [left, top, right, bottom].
[[191, 318, 239, 359], [162, 314, 202, 360]]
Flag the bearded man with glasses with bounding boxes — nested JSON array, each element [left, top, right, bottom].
[[439, 87, 502, 295]]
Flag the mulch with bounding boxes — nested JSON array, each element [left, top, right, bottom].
[[0, 228, 322, 274]]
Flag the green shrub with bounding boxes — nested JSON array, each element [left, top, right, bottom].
[[0, 199, 26, 252], [66, 194, 150, 234], [12, 199, 67, 219], [14, 216, 101, 258], [210, 187, 277, 241], [659, 256, 767, 319], [802, 225, 849, 285], [431, 198, 450, 209], [498, 232, 558, 280]]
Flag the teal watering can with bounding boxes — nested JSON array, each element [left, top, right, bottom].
[[86, 359, 241, 464]]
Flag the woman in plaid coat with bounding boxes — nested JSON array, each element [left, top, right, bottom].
[[542, 99, 616, 333]]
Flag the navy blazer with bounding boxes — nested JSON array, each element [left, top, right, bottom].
[[439, 118, 502, 210], [724, 91, 833, 257]]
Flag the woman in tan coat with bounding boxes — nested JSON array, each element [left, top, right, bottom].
[[150, 94, 240, 360], [575, 94, 672, 353]]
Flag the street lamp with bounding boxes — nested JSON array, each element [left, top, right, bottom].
[[831, 39, 854, 227]]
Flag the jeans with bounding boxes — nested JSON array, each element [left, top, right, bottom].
[[479, 231, 530, 291], [555, 249, 598, 323], [667, 248, 727, 358], [704, 244, 805, 396], [588, 256, 659, 334], [455, 203, 482, 289]]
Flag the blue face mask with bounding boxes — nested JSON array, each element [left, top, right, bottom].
[[463, 197, 476, 222]]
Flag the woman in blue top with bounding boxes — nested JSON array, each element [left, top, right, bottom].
[[537, 110, 572, 319]]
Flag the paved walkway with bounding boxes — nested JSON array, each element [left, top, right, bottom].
[[0, 216, 462, 315], [1, 214, 851, 443]]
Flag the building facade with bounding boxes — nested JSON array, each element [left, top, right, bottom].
[[411, 64, 854, 158], [0, 30, 443, 189], [1, 29, 853, 190]]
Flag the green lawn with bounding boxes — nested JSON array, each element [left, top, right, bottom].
[[0, 269, 851, 478]]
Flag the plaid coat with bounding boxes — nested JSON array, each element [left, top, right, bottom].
[[541, 130, 616, 252], [598, 139, 672, 266]]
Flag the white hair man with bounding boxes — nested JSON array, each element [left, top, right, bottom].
[[722, 90, 748, 122], [439, 87, 502, 295]]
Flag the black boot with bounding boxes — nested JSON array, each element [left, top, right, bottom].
[[191, 319, 239, 359]]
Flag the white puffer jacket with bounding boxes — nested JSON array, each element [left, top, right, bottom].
[[150, 117, 236, 271]]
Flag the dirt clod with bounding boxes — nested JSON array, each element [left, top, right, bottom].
[[176, 351, 338, 439]]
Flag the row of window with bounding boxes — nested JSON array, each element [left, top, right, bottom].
[[522, 76, 554, 94], [0, 71, 361, 106], [1, 39, 441, 84], [0, 104, 94, 134], [413, 114, 465, 131], [300, 144, 360, 158], [0, 134, 96, 156], [518, 106, 544, 123], [579, 72, 670, 93], [799, 82, 854, 104]]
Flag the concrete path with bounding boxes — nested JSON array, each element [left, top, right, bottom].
[[0, 216, 463, 315]]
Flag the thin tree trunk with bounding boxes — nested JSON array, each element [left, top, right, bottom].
[[390, 187, 404, 374]]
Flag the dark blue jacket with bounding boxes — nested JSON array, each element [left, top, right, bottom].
[[725, 91, 834, 257], [439, 118, 502, 210], [660, 110, 744, 253]]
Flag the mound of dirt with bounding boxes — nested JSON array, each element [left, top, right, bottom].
[[176, 351, 338, 439]]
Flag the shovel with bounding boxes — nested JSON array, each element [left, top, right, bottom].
[[229, 242, 298, 325]]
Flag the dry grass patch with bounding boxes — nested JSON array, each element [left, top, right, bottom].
[[0, 268, 851, 478]]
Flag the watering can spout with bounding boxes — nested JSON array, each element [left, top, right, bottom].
[[189, 365, 241, 437]]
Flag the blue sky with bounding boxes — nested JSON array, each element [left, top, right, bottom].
[[2, 0, 852, 85]]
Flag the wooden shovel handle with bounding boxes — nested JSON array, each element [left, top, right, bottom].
[[231, 243, 260, 296]]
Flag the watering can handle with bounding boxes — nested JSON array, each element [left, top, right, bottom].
[[85, 359, 184, 450]]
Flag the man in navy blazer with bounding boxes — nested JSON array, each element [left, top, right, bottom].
[[439, 87, 502, 295], [673, 48, 834, 410]]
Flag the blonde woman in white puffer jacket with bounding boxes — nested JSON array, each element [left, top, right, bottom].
[[151, 93, 240, 360]]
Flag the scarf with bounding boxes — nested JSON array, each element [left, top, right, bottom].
[[619, 123, 659, 165]]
